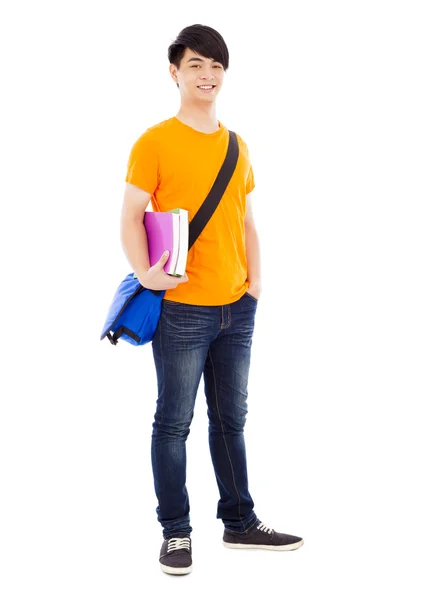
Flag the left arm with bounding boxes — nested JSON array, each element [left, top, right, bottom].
[[244, 192, 262, 300]]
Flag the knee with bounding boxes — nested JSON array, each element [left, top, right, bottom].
[[152, 417, 192, 441], [208, 406, 247, 434]]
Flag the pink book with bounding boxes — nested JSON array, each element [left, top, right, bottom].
[[143, 209, 188, 276]]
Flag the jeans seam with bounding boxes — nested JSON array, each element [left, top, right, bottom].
[[244, 517, 258, 533], [220, 305, 232, 329], [209, 348, 244, 525], [158, 317, 165, 426]]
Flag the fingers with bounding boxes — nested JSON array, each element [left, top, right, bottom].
[[162, 272, 188, 288], [154, 251, 170, 271], [167, 273, 188, 286], [151, 253, 188, 288]]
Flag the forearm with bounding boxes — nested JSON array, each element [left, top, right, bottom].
[[244, 223, 261, 285], [120, 217, 151, 277]]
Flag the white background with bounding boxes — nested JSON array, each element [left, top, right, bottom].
[[1, 0, 439, 597]]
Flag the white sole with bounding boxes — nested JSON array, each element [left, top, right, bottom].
[[160, 563, 193, 575], [223, 539, 304, 551]]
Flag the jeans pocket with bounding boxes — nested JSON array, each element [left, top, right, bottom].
[[244, 292, 258, 302]]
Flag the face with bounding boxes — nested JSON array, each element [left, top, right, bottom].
[[169, 48, 225, 102]]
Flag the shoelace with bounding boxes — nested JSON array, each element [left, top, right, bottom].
[[257, 522, 274, 534], [167, 537, 191, 552]]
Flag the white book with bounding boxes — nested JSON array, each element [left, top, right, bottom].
[[168, 208, 189, 276], [174, 209, 189, 276], [168, 213, 180, 274]]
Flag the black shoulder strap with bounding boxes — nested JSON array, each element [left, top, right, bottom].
[[188, 130, 239, 250]]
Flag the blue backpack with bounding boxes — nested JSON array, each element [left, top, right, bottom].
[[100, 130, 239, 346]]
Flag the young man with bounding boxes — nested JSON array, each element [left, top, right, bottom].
[[120, 24, 303, 575]]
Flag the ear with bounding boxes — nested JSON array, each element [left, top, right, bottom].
[[169, 63, 178, 83]]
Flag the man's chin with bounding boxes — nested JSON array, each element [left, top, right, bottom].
[[193, 95, 217, 104], [196, 88, 219, 100]]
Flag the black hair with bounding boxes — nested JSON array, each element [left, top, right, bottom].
[[168, 24, 229, 71]]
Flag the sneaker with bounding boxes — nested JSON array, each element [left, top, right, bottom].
[[159, 536, 192, 575], [223, 521, 304, 551]]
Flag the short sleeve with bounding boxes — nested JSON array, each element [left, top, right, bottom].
[[246, 164, 255, 195], [125, 131, 160, 194]]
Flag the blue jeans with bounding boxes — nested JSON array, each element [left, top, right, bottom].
[[150, 291, 259, 539]]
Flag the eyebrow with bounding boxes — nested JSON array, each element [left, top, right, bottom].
[[187, 57, 219, 64]]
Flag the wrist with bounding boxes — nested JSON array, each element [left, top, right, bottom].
[[247, 280, 262, 299], [248, 279, 262, 288], [134, 265, 151, 279]]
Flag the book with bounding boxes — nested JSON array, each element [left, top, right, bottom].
[[143, 208, 189, 276]]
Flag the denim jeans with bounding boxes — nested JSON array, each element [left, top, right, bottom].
[[150, 291, 259, 539]]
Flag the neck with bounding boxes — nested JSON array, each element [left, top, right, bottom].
[[176, 101, 219, 133]]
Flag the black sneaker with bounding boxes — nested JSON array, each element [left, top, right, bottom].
[[223, 521, 304, 551], [159, 536, 192, 575]]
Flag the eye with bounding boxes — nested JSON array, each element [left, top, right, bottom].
[[191, 64, 201, 68]]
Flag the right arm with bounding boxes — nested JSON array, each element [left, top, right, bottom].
[[120, 182, 153, 278], [120, 182, 188, 290]]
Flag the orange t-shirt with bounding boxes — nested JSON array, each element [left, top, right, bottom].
[[125, 117, 255, 306]]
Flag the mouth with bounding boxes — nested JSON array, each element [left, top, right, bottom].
[[197, 85, 216, 93]]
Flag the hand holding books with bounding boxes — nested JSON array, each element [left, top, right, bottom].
[[135, 207, 190, 290], [137, 251, 189, 291], [144, 208, 189, 276]]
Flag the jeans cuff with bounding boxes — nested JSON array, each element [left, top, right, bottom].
[[223, 515, 260, 534]]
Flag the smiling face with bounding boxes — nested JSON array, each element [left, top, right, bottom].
[[169, 48, 225, 103]]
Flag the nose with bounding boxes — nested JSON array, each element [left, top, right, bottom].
[[199, 65, 216, 79]]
